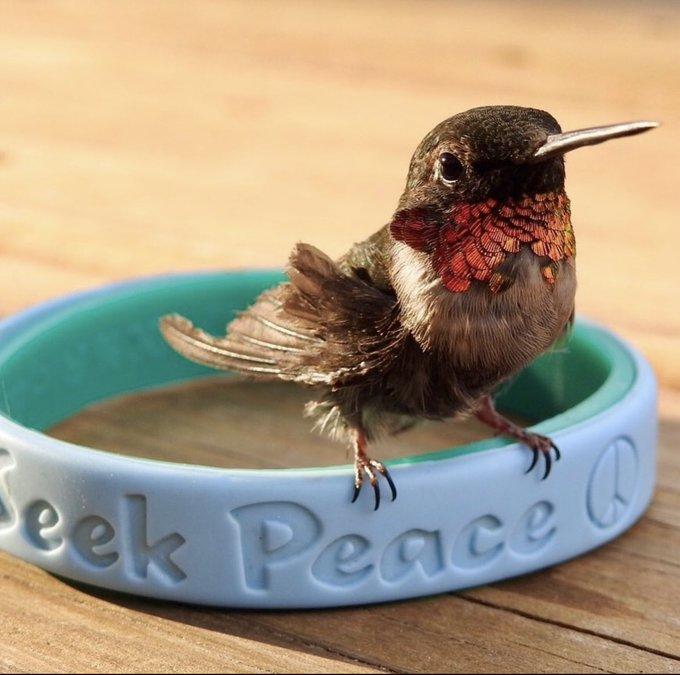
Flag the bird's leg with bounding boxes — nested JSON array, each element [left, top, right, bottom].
[[474, 394, 561, 480], [350, 428, 397, 510]]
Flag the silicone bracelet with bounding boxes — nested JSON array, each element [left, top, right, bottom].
[[0, 272, 657, 608]]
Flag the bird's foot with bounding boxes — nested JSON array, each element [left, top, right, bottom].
[[515, 430, 561, 480], [351, 455, 397, 510], [474, 394, 561, 480], [350, 431, 397, 510]]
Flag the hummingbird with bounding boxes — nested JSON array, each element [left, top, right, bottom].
[[160, 106, 657, 510]]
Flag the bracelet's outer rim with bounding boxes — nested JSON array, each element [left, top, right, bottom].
[[0, 273, 658, 608]]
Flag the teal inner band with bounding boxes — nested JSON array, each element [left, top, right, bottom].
[[0, 271, 636, 467]]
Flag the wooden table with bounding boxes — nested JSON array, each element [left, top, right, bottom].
[[1, 1, 678, 672]]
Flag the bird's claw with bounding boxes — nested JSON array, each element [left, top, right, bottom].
[[523, 434, 561, 480], [351, 457, 397, 510]]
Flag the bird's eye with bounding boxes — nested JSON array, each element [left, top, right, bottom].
[[438, 152, 464, 183]]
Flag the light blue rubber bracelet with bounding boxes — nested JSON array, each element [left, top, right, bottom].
[[0, 272, 657, 608]]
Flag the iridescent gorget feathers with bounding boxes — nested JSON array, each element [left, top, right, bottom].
[[390, 191, 574, 293]]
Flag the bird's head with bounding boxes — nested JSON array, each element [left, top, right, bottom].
[[389, 105, 657, 293]]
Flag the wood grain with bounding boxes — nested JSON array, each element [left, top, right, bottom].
[[1, 0, 679, 672]]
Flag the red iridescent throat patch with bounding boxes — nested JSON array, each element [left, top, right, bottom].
[[390, 191, 574, 293]]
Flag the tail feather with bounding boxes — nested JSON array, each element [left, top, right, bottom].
[[159, 314, 282, 375], [160, 241, 401, 388], [234, 333, 307, 354]]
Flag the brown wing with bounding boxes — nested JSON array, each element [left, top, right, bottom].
[[160, 242, 403, 387]]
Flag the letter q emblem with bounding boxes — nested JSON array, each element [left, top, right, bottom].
[[587, 437, 638, 529]]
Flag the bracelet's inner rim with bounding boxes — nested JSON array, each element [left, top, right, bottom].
[[0, 271, 637, 467]]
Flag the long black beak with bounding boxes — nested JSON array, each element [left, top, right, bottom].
[[533, 120, 659, 160]]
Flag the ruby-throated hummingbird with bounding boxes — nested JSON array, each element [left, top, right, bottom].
[[161, 106, 657, 510]]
